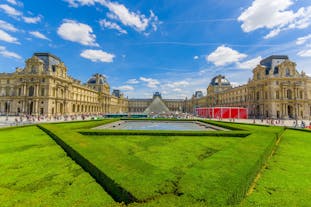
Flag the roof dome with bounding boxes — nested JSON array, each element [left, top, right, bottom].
[[210, 75, 231, 86], [87, 74, 108, 84]]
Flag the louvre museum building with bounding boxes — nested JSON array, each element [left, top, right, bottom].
[[186, 55, 311, 119], [0, 53, 311, 119], [0, 53, 128, 116]]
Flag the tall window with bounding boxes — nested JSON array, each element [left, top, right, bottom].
[[287, 89, 292, 99], [28, 86, 34, 96], [256, 92, 260, 100], [276, 91, 279, 99], [41, 88, 45, 96], [300, 91, 303, 99], [286, 68, 290, 77], [31, 65, 36, 73]]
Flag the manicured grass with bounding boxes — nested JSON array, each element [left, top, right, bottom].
[[241, 129, 311, 207], [40, 120, 285, 206], [3, 119, 308, 207], [79, 129, 250, 137], [41, 123, 239, 202], [0, 126, 117, 207]]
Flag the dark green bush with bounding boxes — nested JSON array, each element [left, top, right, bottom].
[[78, 129, 250, 137], [38, 124, 137, 204]]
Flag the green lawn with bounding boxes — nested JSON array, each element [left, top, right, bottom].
[[241, 129, 311, 207], [40, 120, 284, 206], [1, 120, 310, 207], [0, 126, 116, 207]]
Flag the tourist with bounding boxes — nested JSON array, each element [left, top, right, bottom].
[[301, 121, 305, 128]]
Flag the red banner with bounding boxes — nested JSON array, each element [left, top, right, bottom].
[[196, 107, 248, 119]]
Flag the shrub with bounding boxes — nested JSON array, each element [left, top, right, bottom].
[[38, 124, 137, 204]]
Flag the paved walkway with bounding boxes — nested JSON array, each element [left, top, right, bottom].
[[0, 115, 310, 129], [0, 115, 98, 128], [203, 118, 311, 128]]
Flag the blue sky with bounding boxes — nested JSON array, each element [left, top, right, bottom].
[[0, 0, 311, 98]]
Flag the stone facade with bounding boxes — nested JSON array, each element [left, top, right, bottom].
[[187, 56, 311, 119], [0, 53, 128, 116], [2, 54, 310, 119]]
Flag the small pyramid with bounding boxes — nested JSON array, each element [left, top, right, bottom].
[[144, 96, 170, 114]]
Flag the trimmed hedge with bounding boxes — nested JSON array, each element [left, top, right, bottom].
[[177, 125, 286, 206], [51, 118, 119, 129], [118, 118, 244, 131], [37, 120, 285, 206], [79, 129, 250, 137], [37, 124, 137, 204], [200, 120, 246, 130], [229, 127, 286, 204]]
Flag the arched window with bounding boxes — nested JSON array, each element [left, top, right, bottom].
[[28, 86, 34, 96]]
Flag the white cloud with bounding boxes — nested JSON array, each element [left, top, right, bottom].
[[99, 19, 127, 34], [23, 16, 42, 24], [104, 1, 158, 32], [64, 0, 97, 7], [29, 31, 50, 41], [0, 29, 19, 44], [237, 56, 262, 69], [193, 55, 199, 60], [0, 46, 21, 59], [206, 45, 247, 66], [117, 85, 134, 91], [57, 20, 99, 46], [0, 20, 18, 32], [80, 49, 115, 63], [297, 49, 311, 57], [173, 88, 182, 92], [238, 0, 311, 39], [140, 77, 160, 88], [296, 34, 311, 45], [166, 80, 190, 88], [0, 4, 22, 16], [263, 28, 281, 39], [64, 0, 160, 33], [0, 4, 42, 24], [6, 0, 23, 7], [126, 78, 139, 84]]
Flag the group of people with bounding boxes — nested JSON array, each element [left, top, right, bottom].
[[5, 113, 103, 126], [293, 120, 310, 128]]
